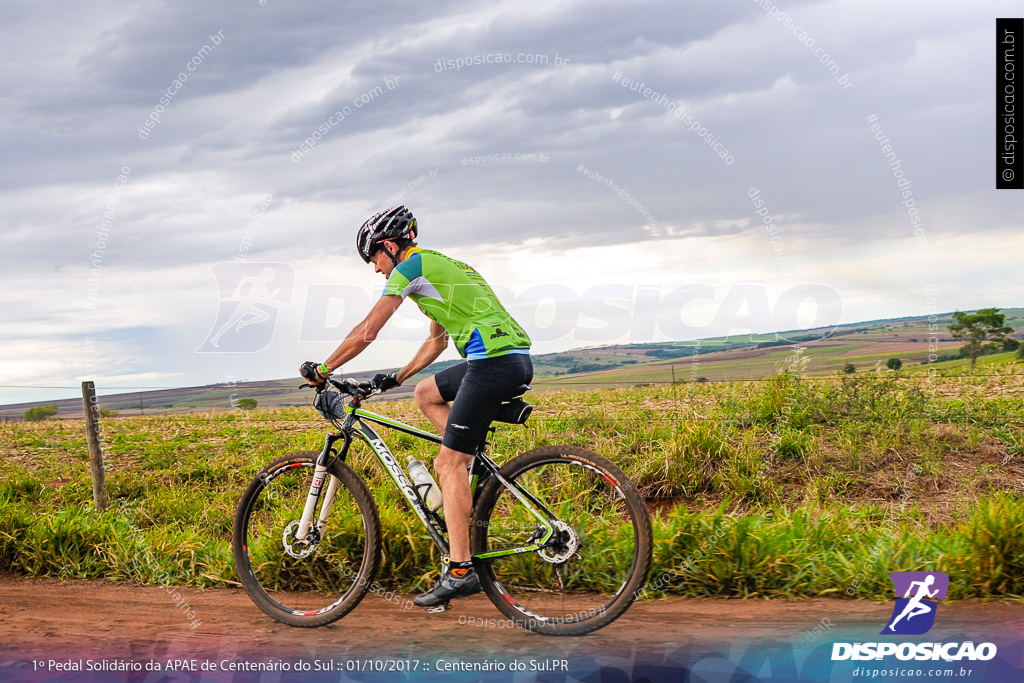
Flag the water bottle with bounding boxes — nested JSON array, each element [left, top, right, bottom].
[[407, 458, 443, 511]]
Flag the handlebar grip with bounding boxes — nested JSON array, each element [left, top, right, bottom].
[[300, 361, 321, 381]]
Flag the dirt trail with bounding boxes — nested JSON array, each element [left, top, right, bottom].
[[1, 575, 1021, 665]]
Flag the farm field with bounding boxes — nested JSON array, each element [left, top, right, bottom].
[[533, 311, 1024, 390], [2, 359, 1023, 601], [3, 307, 1022, 418]]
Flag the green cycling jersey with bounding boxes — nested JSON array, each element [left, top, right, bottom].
[[383, 248, 531, 359]]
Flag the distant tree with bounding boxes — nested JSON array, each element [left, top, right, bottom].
[[24, 403, 58, 421], [886, 358, 902, 371], [236, 398, 258, 410], [1003, 338, 1020, 352], [1018, 343, 1024, 360], [98, 406, 120, 418], [947, 309, 1013, 372], [842, 362, 856, 374]]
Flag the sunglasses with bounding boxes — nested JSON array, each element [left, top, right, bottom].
[[369, 241, 396, 261]]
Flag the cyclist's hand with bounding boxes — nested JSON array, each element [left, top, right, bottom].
[[372, 372, 400, 392], [300, 361, 329, 386]]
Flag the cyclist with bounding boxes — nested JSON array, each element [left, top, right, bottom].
[[302, 205, 532, 607]]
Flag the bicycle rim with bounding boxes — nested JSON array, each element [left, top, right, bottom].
[[237, 456, 371, 618], [475, 450, 647, 630]]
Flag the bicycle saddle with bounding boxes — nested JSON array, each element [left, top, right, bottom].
[[493, 384, 532, 424]]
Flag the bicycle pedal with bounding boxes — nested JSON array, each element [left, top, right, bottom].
[[426, 602, 452, 613]]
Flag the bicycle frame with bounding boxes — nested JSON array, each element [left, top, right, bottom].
[[293, 396, 559, 563]]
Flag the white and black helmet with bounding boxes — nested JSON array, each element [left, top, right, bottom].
[[356, 206, 418, 263]]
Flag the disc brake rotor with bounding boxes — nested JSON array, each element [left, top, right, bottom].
[[282, 521, 317, 559], [538, 520, 580, 564]]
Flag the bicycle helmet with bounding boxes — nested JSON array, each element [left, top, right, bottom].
[[356, 206, 418, 263]]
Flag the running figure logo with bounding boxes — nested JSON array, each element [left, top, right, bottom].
[[881, 571, 948, 635], [197, 263, 295, 353]]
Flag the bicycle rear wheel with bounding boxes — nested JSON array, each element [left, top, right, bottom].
[[470, 446, 652, 636], [232, 450, 381, 627]]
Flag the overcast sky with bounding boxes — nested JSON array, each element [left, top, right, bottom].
[[2, 0, 1021, 404]]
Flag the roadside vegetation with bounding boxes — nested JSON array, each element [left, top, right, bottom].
[[2, 358, 1022, 600], [23, 403, 58, 422]]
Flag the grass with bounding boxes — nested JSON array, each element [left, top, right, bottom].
[[2, 359, 1023, 599]]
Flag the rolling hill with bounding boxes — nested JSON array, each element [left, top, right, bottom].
[[3, 308, 1021, 418]]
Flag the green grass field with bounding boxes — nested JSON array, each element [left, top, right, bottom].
[[2, 358, 1023, 599]]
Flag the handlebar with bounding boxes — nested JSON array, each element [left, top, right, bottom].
[[298, 376, 379, 399], [327, 377, 378, 400], [299, 362, 381, 401]]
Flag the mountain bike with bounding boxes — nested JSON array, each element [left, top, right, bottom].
[[231, 376, 652, 636]]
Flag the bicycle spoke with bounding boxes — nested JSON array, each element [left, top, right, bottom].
[[240, 459, 368, 614], [480, 457, 641, 624]]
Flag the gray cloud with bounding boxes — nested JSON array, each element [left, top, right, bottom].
[[1, 0, 1022, 402]]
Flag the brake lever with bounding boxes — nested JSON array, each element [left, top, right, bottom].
[[327, 378, 350, 392], [357, 383, 381, 400]]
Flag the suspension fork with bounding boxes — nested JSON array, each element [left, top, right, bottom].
[[295, 430, 349, 542]]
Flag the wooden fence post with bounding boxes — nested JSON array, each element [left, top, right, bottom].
[[81, 381, 108, 510]]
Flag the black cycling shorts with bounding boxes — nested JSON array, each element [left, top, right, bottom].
[[433, 354, 534, 454]]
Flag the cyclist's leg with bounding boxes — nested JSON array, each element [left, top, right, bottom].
[[413, 377, 447, 432], [414, 362, 467, 432], [435, 354, 534, 562], [435, 445, 475, 562]]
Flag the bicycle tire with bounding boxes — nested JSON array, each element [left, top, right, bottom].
[[470, 445, 652, 636], [232, 450, 382, 627]]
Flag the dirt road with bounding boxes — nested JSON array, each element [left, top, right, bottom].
[[1, 574, 1021, 668]]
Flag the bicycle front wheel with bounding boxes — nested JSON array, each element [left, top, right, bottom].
[[470, 446, 652, 636], [232, 450, 382, 627]]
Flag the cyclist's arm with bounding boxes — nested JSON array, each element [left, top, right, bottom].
[[321, 295, 404, 372], [395, 320, 449, 384]]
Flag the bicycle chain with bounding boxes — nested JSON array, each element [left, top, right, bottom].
[[508, 565, 568, 594]]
